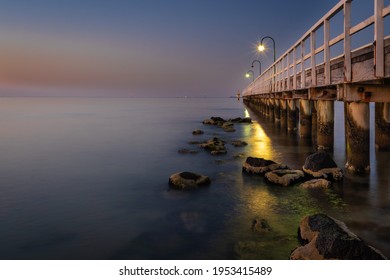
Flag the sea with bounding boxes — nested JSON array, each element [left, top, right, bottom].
[[0, 97, 389, 259]]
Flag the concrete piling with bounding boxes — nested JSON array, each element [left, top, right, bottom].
[[287, 99, 297, 132], [316, 100, 334, 151], [274, 99, 281, 123], [345, 102, 370, 173], [375, 102, 390, 151], [280, 99, 287, 129], [299, 99, 312, 138]]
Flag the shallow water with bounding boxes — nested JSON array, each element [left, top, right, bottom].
[[0, 97, 389, 259]]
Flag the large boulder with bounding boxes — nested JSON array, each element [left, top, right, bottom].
[[169, 172, 210, 190], [199, 137, 227, 155], [290, 214, 387, 260], [302, 151, 343, 181], [265, 169, 305, 187], [242, 157, 288, 175]]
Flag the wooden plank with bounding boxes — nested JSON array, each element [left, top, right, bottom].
[[311, 31, 317, 86], [329, 33, 344, 47], [324, 19, 331, 85], [383, 5, 390, 17], [350, 16, 374, 36], [344, 0, 352, 82], [375, 0, 384, 78]]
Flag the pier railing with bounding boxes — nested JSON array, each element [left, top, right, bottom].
[[243, 0, 390, 101]]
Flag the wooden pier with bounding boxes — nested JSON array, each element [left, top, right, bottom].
[[243, 0, 390, 174]]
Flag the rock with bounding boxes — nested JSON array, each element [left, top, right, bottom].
[[202, 119, 215, 125], [210, 116, 226, 123], [252, 218, 271, 233], [169, 172, 211, 190], [290, 214, 387, 260], [188, 140, 202, 145], [221, 121, 234, 128], [265, 169, 305, 186], [192, 129, 204, 135], [233, 153, 245, 159], [230, 117, 252, 123], [231, 140, 248, 147], [302, 151, 343, 181], [199, 137, 227, 155], [300, 179, 331, 189], [242, 157, 288, 175], [178, 149, 199, 154]]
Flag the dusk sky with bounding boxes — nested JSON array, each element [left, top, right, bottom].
[[0, 0, 385, 97]]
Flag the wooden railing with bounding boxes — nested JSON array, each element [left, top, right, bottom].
[[243, 0, 390, 97]]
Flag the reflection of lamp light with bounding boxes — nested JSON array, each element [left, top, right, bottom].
[[244, 109, 250, 118]]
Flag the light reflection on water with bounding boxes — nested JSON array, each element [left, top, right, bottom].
[[0, 97, 389, 259]]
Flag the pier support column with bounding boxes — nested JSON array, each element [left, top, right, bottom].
[[375, 102, 390, 151], [345, 102, 370, 173], [299, 99, 312, 138], [280, 99, 287, 129], [268, 99, 274, 121], [317, 100, 334, 151], [287, 100, 297, 132], [274, 99, 281, 123], [311, 101, 318, 140]]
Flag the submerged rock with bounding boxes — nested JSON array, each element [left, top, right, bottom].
[[302, 151, 343, 181], [231, 140, 248, 147], [300, 179, 331, 189], [169, 172, 210, 190], [199, 137, 227, 155], [192, 129, 204, 135], [252, 218, 271, 233], [290, 214, 387, 260], [242, 157, 288, 175], [265, 169, 305, 186]]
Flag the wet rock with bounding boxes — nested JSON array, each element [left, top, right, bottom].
[[230, 117, 252, 123], [300, 179, 331, 189], [290, 214, 387, 260], [169, 172, 211, 190], [221, 121, 234, 128], [202, 119, 216, 125], [211, 116, 226, 123], [242, 157, 288, 175], [231, 140, 248, 147], [233, 153, 246, 159], [178, 149, 199, 155], [265, 169, 305, 187], [252, 218, 271, 233], [192, 129, 204, 135], [223, 127, 236, 133], [188, 140, 202, 145], [302, 151, 343, 181], [199, 137, 227, 155]]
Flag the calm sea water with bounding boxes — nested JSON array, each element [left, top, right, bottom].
[[0, 97, 389, 259]]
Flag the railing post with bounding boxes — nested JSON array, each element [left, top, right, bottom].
[[324, 18, 330, 85], [344, 0, 352, 82], [310, 31, 316, 87], [301, 41, 305, 89], [374, 0, 384, 78], [293, 47, 297, 90]]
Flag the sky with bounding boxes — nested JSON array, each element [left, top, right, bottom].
[[0, 0, 387, 97]]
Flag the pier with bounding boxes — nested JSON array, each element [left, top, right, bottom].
[[242, 0, 390, 174]]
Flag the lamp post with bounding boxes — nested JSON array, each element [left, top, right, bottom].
[[246, 70, 254, 82], [258, 36, 276, 62], [251, 60, 262, 76]]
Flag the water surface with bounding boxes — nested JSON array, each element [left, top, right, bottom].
[[0, 97, 389, 259]]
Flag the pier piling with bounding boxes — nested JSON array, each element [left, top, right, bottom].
[[316, 100, 334, 151], [375, 102, 390, 151]]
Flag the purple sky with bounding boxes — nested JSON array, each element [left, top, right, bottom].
[[0, 0, 386, 97]]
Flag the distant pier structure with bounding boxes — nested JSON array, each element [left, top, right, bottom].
[[242, 0, 390, 174]]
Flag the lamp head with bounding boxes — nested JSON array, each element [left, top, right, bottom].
[[258, 44, 265, 52]]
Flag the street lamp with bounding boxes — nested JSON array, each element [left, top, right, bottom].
[[258, 36, 276, 62], [251, 60, 262, 76], [246, 70, 254, 82]]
